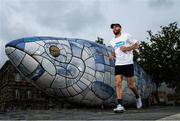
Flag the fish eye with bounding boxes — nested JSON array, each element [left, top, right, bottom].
[[49, 45, 60, 57]]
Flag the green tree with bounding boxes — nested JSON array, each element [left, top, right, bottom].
[[134, 22, 180, 91], [95, 37, 105, 45]]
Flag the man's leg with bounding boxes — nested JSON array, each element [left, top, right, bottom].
[[127, 77, 142, 109], [115, 75, 123, 104], [127, 77, 139, 98], [113, 74, 125, 112]]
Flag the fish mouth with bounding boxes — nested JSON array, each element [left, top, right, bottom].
[[5, 46, 45, 81]]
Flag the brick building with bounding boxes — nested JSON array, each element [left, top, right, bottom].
[[0, 61, 63, 112]]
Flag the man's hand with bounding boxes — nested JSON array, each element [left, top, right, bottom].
[[120, 46, 128, 52], [107, 51, 116, 60], [107, 56, 114, 60]]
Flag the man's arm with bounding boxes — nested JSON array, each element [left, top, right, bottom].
[[120, 42, 139, 52], [108, 51, 116, 60]]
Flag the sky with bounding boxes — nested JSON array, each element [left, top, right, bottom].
[[0, 0, 180, 68]]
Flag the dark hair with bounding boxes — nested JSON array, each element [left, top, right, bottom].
[[110, 23, 121, 29]]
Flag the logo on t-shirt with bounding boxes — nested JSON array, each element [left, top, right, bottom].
[[114, 41, 125, 48]]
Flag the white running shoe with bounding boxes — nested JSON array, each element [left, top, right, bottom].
[[113, 104, 125, 113], [136, 97, 142, 109]]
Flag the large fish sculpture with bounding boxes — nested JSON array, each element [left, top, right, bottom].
[[5, 37, 156, 107]]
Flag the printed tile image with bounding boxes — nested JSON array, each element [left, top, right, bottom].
[[5, 37, 156, 107]]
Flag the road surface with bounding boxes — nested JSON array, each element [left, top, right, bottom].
[[0, 106, 180, 120]]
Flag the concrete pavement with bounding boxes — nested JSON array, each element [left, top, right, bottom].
[[0, 106, 179, 120]]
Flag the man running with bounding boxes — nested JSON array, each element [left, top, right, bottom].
[[108, 23, 142, 113]]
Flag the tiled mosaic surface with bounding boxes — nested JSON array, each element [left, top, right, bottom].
[[5, 37, 155, 106]]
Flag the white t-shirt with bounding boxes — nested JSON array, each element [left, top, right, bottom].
[[110, 33, 138, 66]]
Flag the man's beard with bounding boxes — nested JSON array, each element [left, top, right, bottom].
[[114, 30, 120, 35]]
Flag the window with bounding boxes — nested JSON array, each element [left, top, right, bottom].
[[15, 73, 21, 82], [15, 89, 20, 99], [37, 91, 42, 98], [27, 90, 32, 99]]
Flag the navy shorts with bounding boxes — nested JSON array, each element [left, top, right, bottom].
[[115, 64, 134, 77]]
